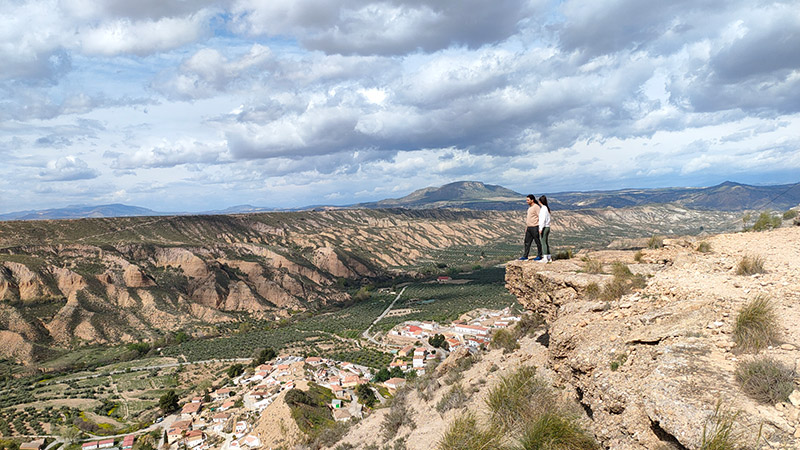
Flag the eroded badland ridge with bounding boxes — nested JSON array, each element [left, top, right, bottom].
[[326, 226, 800, 450], [0, 206, 741, 365]]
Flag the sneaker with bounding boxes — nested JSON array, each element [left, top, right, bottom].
[[538, 257, 548, 263], [518, 257, 528, 261], [533, 256, 543, 261]]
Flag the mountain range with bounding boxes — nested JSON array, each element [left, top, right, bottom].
[[2, 180, 798, 221]]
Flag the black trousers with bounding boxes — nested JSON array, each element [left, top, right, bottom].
[[523, 226, 542, 258]]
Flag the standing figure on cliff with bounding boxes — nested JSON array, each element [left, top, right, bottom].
[[519, 194, 543, 261], [538, 195, 552, 263]]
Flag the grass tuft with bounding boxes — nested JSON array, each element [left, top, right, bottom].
[[700, 403, 761, 450], [633, 250, 643, 262], [518, 412, 599, 450], [437, 412, 502, 450], [734, 357, 796, 404], [735, 255, 765, 276], [485, 366, 553, 431], [696, 241, 711, 253], [732, 296, 779, 352]]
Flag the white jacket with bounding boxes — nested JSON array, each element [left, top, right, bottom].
[[538, 205, 551, 228]]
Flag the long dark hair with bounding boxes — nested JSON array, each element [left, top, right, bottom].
[[539, 195, 550, 213]]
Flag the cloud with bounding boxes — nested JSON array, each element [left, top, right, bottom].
[[38, 156, 100, 181], [231, 0, 537, 55], [79, 13, 212, 56], [109, 140, 229, 169]]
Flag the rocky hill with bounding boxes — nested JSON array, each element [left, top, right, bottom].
[[353, 180, 800, 212], [0, 206, 742, 366], [321, 225, 799, 450]]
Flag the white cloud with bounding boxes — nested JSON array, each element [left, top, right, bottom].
[[39, 156, 100, 181], [79, 13, 211, 56]]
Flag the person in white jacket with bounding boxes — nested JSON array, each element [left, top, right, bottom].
[[538, 195, 552, 262]]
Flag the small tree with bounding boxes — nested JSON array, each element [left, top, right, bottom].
[[356, 383, 377, 408], [389, 367, 405, 379], [252, 347, 277, 366], [226, 363, 244, 378], [158, 390, 179, 414], [374, 367, 391, 383]]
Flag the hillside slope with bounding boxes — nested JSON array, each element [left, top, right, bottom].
[[0, 206, 742, 366], [324, 225, 799, 449]]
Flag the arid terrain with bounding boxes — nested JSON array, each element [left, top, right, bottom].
[[0, 205, 742, 366], [323, 225, 799, 450]]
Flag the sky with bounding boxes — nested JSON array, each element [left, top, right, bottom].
[[1, 0, 799, 213]]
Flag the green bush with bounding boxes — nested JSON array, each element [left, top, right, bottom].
[[750, 212, 781, 231], [609, 353, 627, 371], [783, 209, 798, 220], [733, 296, 779, 353], [554, 249, 573, 261], [696, 242, 711, 253], [735, 255, 765, 275], [734, 357, 796, 404]]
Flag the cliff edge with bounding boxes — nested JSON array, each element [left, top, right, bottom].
[[505, 226, 800, 449]]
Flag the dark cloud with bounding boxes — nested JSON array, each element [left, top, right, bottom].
[[711, 14, 800, 82], [556, 0, 724, 58]]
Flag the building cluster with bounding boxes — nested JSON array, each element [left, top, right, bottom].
[[79, 436, 133, 450], [387, 307, 521, 370]]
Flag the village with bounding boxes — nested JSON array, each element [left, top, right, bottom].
[[10, 308, 521, 450]]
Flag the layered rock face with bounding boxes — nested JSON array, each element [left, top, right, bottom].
[[506, 227, 800, 449], [0, 242, 365, 364]]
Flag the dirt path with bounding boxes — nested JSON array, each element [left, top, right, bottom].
[[362, 286, 407, 345]]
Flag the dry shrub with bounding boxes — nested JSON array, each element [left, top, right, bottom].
[[733, 296, 779, 352], [735, 255, 765, 276], [599, 264, 646, 301], [581, 257, 603, 274], [381, 389, 414, 440], [491, 328, 519, 354], [584, 282, 600, 299], [436, 383, 468, 415], [513, 313, 544, 338], [734, 357, 796, 404], [633, 250, 643, 262], [647, 235, 664, 249]]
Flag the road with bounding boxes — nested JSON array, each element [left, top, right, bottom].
[[49, 358, 253, 385], [362, 286, 407, 345]]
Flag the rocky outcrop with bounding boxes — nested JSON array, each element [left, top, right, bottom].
[[505, 228, 800, 449]]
